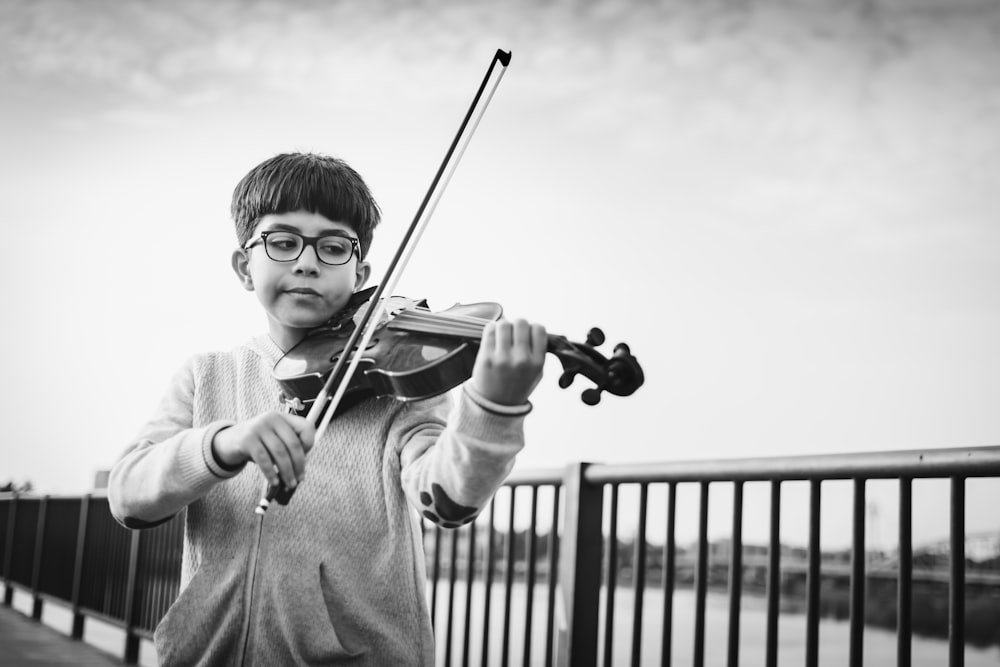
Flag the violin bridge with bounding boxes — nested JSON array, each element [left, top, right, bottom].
[[280, 393, 307, 414]]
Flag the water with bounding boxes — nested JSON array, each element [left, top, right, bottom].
[[429, 581, 1000, 667]]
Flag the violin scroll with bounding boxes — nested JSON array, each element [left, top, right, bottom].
[[585, 327, 605, 347], [550, 328, 644, 405]]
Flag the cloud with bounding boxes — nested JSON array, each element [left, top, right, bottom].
[[3, 0, 999, 126]]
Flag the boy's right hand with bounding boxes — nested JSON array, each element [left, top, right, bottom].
[[211, 413, 315, 489]]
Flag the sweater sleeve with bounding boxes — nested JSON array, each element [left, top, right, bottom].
[[392, 384, 529, 528], [107, 357, 240, 529]]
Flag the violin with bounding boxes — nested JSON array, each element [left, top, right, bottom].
[[254, 49, 644, 514], [259, 287, 644, 509], [272, 285, 644, 416]]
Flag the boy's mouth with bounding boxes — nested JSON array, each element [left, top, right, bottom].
[[286, 287, 322, 297]]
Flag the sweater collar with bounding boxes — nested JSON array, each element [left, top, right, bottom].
[[247, 334, 285, 365]]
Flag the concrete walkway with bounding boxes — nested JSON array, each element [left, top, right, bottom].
[[0, 604, 122, 666]]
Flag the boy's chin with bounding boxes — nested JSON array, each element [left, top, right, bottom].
[[274, 311, 335, 333], [287, 316, 332, 331]]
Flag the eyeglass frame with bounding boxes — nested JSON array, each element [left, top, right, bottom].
[[244, 230, 361, 266]]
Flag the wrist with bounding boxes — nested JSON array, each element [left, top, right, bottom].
[[211, 427, 246, 471], [469, 376, 527, 408]]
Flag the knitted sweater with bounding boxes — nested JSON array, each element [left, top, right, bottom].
[[107, 335, 526, 666]]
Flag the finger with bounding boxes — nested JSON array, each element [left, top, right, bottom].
[[259, 429, 298, 488], [493, 319, 513, 354], [511, 319, 531, 353], [530, 323, 548, 362], [284, 414, 316, 453], [247, 441, 282, 487], [272, 417, 309, 482], [478, 321, 495, 358]]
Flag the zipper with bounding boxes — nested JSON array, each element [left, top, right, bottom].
[[239, 487, 267, 667], [240, 395, 289, 666]]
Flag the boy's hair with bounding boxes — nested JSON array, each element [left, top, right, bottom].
[[231, 153, 381, 259]]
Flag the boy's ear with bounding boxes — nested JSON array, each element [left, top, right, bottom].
[[232, 249, 254, 291], [354, 260, 371, 291]]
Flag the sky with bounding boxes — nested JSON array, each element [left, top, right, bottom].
[[1, 0, 999, 549]]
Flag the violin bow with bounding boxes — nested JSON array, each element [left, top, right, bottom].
[[256, 49, 512, 514]]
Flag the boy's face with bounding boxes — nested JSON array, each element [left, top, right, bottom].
[[232, 210, 371, 351]]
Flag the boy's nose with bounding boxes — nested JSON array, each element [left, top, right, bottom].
[[293, 245, 321, 274]]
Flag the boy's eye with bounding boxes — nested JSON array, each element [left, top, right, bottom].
[[319, 239, 351, 257], [266, 234, 299, 251]]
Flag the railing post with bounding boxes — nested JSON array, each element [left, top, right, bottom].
[[70, 495, 91, 640], [897, 477, 912, 667], [123, 529, 142, 664], [849, 478, 866, 667], [949, 476, 965, 667], [695, 481, 711, 667], [30, 496, 48, 620], [661, 482, 677, 666], [544, 487, 561, 667], [727, 480, 745, 667], [806, 480, 822, 667], [765, 480, 781, 667], [556, 462, 604, 667], [2, 496, 15, 606], [630, 482, 648, 667]]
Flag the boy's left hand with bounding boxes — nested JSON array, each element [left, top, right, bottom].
[[470, 319, 547, 406]]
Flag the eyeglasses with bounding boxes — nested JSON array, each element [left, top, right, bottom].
[[245, 230, 360, 266]]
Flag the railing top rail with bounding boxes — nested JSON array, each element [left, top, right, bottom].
[[504, 467, 563, 487], [6, 447, 999, 499], [0, 491, 107, 501], [582, 445, 1000, 484]]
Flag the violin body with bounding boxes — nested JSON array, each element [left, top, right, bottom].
[[273, 292, 503, 414]]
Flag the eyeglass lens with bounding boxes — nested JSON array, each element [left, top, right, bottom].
[[263, 232, 356, 266]]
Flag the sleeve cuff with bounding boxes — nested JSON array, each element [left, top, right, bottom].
[[462, 384, 532, 417], [200, 421, 242, 479]]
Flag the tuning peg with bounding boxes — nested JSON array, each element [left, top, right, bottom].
[[586, 327, 605, 347], [558, 371, 575, 389], [581, 387, 603, 405]]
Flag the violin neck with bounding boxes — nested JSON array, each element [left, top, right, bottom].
[[386, 307, 560, 349], [387, 307, 486, 340]]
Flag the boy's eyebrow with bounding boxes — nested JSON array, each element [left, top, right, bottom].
[[262, 222, 356, 239]]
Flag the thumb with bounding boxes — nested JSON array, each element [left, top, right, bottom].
[[285, 414, 317, 451]]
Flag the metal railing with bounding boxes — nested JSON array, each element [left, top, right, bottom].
[[3, 445, 999, 666], [1, 492, 183, 662]]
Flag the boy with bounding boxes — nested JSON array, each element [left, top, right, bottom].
[[108, 152, 546, 666]]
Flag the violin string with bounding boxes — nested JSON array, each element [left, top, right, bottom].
[[387, 322, 483, 338], [408, 307, 492, 325], [388, 310, 489, 338], [389, 315, 483, 329], [392, 309, 489, 330], [386, 319, 484, 339]]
